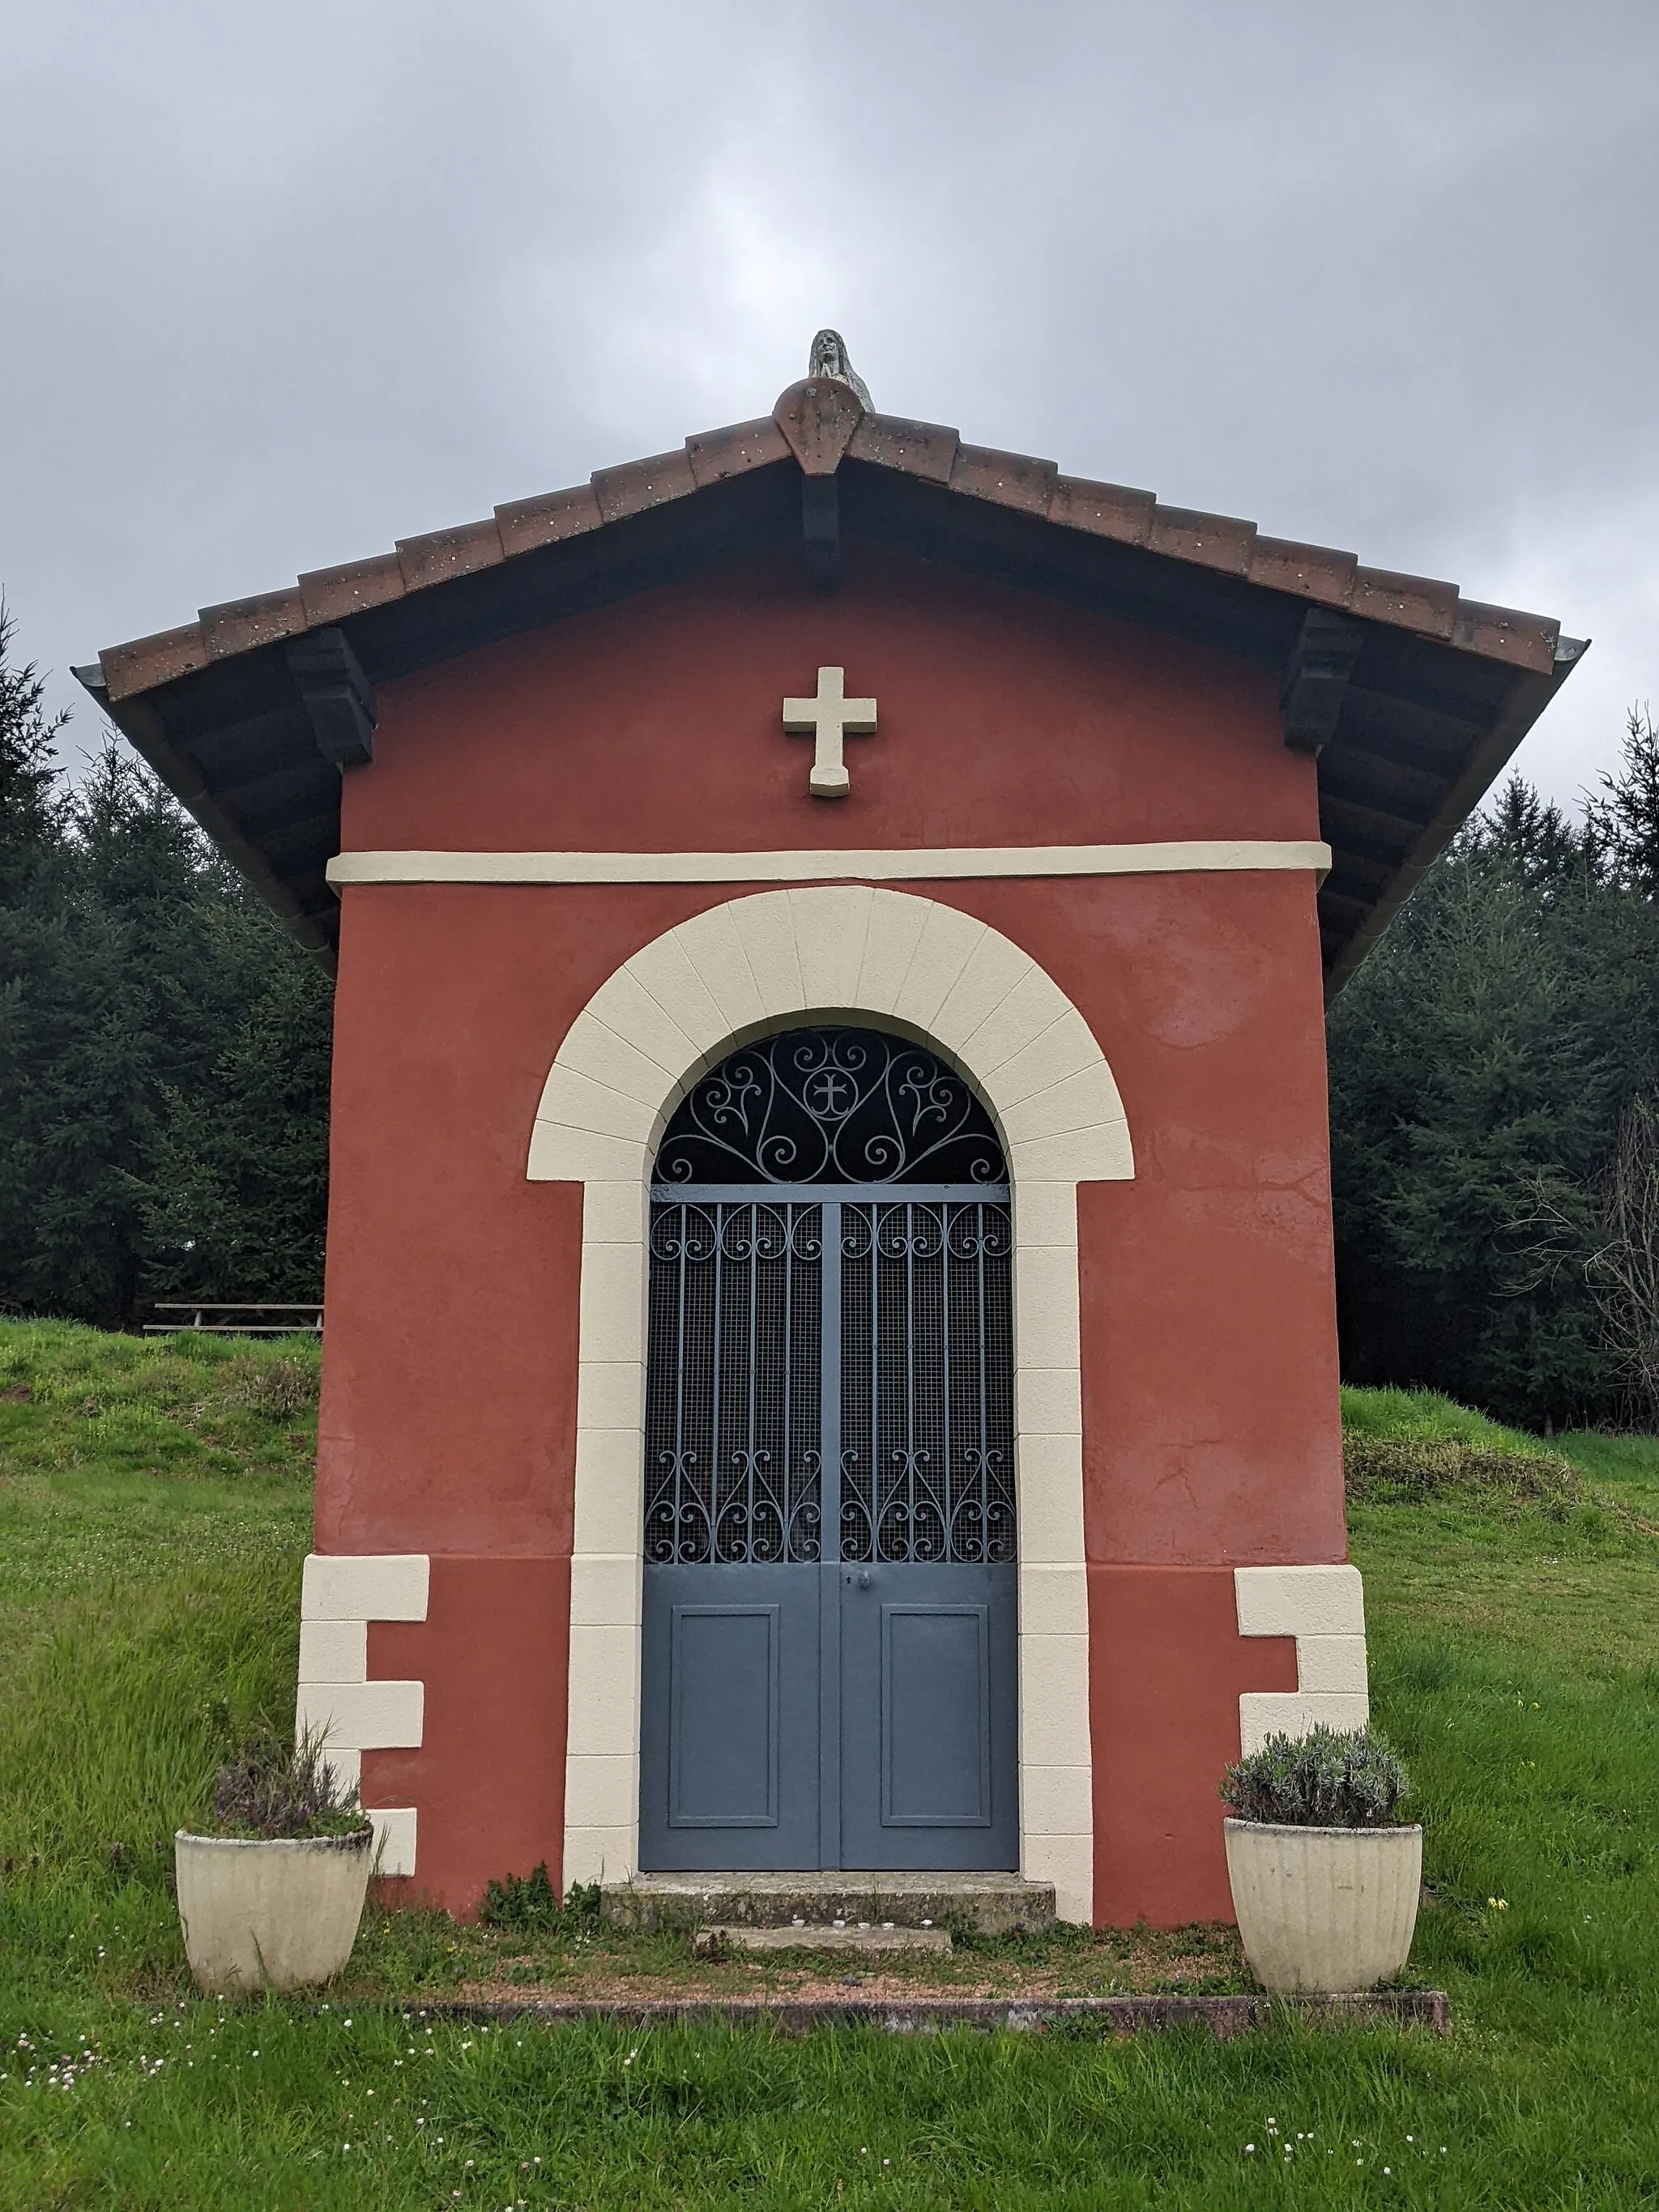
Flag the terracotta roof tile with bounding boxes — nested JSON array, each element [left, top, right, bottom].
[[949, 443, 1058, 514], [92, 373, 1566, 709], [1147, 505, 1256, 575], [773, 379, 865, 475], [847, 412, 959, 484], [1351, 566, 1459, 640], [684, 416, 791, 488], [1047, 475, 1155, 545], [100, 621, 210, 702], [591, 448, 698, 524], [1452, 600, 1559, 676], [1247, 536, 1359, 606], [395, 518, 505, 592], [494, 484, 604, 557], [83, 366, 1579, 997], [198, 589, 308, 660], [297, 552, 407, 626]]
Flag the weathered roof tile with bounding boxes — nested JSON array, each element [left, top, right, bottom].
[[494, 484, 604, 557], [773, 378, 866, 475], [684, 416, 791, 488], [297, 552, 407, 626], [1351, 566, 1459, 639], [92, 375, 1567, 715], [1148, 506, 1256, 574], [848, 412, 959, 484], [949, 443, 1058, 514], [1452, 600, 1559, 675], [199, 589, 308, 659], [83, 367, 1580, 998], [396, 518, 505, 592], [591, 448, 698, 524], [100, 622, 210, 701], [1248, 536, 1359, 606], [1048, 475, 1155, 545]]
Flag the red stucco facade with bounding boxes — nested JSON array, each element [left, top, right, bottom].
[[322, 541, 1346, 1923]]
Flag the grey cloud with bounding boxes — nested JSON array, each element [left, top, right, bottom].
[[3, 0, 1655, 803]]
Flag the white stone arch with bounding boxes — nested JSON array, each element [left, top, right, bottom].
[[527, 884, 1134, 1922]]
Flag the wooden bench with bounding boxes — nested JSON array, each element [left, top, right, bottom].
[[145, 1302, 322, 1337]]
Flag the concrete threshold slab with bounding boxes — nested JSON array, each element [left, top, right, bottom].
[[444, 1991, 1450, 2038], [693, 1924, 953, 1955], [604, 1871, 1054, 1935]]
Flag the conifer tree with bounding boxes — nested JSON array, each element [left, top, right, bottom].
[[1590, 706, 1659, 899], [0, 613, 333, 1325], [0, 607, 65, 885], [1329, 750, 1659, 1426]]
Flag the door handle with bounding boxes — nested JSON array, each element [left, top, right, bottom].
[[843, 1569, 873, 1589]]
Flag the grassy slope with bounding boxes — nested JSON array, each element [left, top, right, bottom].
[[0, 1323, 313, 1895], [2, 1327, 1657, 2206]]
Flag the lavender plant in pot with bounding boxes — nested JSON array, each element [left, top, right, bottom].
[[175, 1731, 375, 1995], [1221, 1726, 1421, 1993]]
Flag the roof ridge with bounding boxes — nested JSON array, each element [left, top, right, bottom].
[[94, 380, 1562, 705]]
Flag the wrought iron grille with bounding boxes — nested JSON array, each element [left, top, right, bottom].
[[643, 1201, 823, 1564], [655, 1027, 1007, 1187], [645, 1029, 1015, 1570], [838, 1200, 1015, 1563]]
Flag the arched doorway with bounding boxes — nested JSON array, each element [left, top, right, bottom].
[[637, 1025, 1018, 1871]]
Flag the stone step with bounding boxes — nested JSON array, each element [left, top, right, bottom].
[[603, 1871, 1055, 1936], [693, 1923, 953, 1956]]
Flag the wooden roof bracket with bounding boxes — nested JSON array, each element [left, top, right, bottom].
[[1280, 607, 1365, 756], [286, 627, 377, 770], [802, 475, 841, 592], [774, 373, 866, 598]]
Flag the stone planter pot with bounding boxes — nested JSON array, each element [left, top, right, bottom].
[[175, 1828, 373, 1995], [1223, 1819, 1423, 1994]]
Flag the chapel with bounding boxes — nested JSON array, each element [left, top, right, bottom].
[[81, 335, 1582, 1926]]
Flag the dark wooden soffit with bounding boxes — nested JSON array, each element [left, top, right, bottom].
[[77, 377, 1583, 990]]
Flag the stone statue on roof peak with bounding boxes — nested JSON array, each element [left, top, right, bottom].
[[808, 329, 872, 411]]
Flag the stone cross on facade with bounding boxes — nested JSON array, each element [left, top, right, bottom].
[[782, 667, 877, 799]]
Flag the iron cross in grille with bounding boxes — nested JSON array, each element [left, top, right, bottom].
[[643, 1028, 1016, 1569]]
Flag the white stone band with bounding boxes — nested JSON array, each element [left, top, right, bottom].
[[328, 840, 1331, 888]]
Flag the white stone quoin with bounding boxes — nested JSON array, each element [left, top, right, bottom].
[[295, 1552, 429, 1878], [1234, 1562, 1370, 1754]]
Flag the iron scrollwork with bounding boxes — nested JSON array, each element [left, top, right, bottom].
[[655, 1027, 1007, 1187], [837, 1200, 1017, 1566], [643, 1199, 824, 1566], [645, 1033, 1017, 1572]]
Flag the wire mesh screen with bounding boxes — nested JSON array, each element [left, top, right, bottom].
[[839, 1201, 1016, 1564], [643, 1201, 823, 1564]]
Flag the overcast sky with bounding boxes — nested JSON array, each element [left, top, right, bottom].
[[5, 0, 1656, 807]]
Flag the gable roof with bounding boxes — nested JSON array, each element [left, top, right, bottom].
[[76, 370, 1584, 992]]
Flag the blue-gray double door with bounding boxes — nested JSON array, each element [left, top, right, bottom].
[[638, 1191, 1018, 1871]]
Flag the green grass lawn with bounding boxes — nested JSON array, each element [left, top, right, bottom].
[[2, 1323, 1658, 2206]]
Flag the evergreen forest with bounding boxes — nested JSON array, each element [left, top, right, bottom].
[[3, 611, 1657, 1429], [0, 614, 331, 1329]]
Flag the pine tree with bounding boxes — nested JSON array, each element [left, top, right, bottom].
[[142, 914, 332, 1302], [1590, 706, 1659, 900], [0, 611, 75, 1306], [1328, 759, 1659, 1426], [0, 607, 334, 1324], [0, 604, 66, 887]]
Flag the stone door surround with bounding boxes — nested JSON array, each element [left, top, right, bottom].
[[526, 884, 1135, 1923]]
